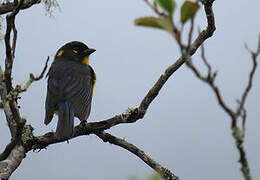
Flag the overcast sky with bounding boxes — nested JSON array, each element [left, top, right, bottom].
[[0, 0, 259, 179]]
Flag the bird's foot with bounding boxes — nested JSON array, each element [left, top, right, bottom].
[[80, 120, 87, 127]]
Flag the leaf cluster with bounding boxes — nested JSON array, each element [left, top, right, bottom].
[[135, 0, 200, 33]]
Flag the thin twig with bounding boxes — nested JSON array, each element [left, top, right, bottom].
[[200, 39, 212, 77], [14, 56, 50, 94], [188, 17, 195, 48], [33, 56, 50, 80], [186, 55, 235, 119], [144, 0, 167, 17], [237, 37, 260, 118], [185, 34, 259, 180]]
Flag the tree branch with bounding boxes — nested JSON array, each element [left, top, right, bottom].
[[139, 1, 215, 112], [0, 140, 17, 161], [0, 0, 41, 15], [96, 132, 180, 180], [186, 44, 235, 118], [14, 56, 49, 94], [0, 1, 27, 179], [0, 145, 26, 179], [2, 0, 25, 138], [185, 35, 259, 180], [236, 37, 260, 118]]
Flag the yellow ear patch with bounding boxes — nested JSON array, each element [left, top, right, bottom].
[[57, 50, 64, 57], [73, 50, 78, 54]]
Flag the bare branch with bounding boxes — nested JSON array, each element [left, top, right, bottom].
[[4, 0, 24, 93], [200, 40, 212, 77], [24, 108, 145, 150], [236, 36, 260, 118], [186, 56, 235, 119], [187, 18, 195, 48], [33, 56, 50, 80], [0, 145, 26, 179], [140, 2, 215, 113], [0, 2, 26, 178], [3, 0, 24, 138], [185, 34, 259, 180], [0, 54, 48, 169], [0, 140, 17, 161], [0, 0, 41, 15], [0, 69, 16, 137], [96, 132, 180, 180], [14, 56, 50, 94]]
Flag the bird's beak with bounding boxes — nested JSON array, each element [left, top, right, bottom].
[[84, 48, 96, 56]]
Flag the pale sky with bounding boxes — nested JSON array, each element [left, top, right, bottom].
[[0, 0, 259, 179]]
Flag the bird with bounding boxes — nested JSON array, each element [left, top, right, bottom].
[[44, 41, 96, 140]]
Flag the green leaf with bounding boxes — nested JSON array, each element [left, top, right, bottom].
[[134, 16, 173, 33], [156, 0, 176, 15], [180, 1, 200, 24]]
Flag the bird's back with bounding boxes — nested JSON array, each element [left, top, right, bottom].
[[45, 58, 94, 122]]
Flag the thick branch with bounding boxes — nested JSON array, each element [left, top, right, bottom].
[[0, 67, 15, 137], [3, 0, 24, 136], [4, 0, 24, 93], [96, 132, 179, 180], [0, 145, 26, 179], [0, 0, 40, 15], [25, 109, 145, 151], [0, 140, 17, 161], [0, 1, 26, 179]]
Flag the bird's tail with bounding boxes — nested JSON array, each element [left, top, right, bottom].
[[56, 101, 74, 140]]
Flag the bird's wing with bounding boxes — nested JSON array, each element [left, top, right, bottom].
[[44, 65, 59, 125], [45, 60, 94, 122], [63, 65, 93, 121]]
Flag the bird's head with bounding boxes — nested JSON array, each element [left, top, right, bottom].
[[55, 41, 96, 65]]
